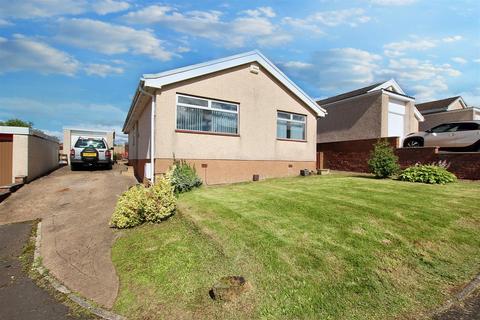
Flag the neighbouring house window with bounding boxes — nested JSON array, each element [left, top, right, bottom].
[[277, 111, 306, 140], [176, 94, 239, 134]]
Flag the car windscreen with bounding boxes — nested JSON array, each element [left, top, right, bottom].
[[74, 138, 106, 149]]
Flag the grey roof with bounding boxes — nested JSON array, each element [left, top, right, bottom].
[[316, 82, 384, 105], [415, 96, 461, 114]]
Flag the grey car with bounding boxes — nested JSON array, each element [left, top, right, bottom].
[[70, 137, 113, 170], [403, 120, 480, 151]]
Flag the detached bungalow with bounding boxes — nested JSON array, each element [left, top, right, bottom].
[[416, 96, 480, 131], [316, 79, 424, 145], [123, 51, 325, 184]]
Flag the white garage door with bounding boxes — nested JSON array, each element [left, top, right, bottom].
[[388, 99, 406, 141]]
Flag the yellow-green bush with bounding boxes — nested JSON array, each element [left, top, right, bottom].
[[110, 185, 146, 228], [110, 178, 176, 228], [143, 177, 176, 223]]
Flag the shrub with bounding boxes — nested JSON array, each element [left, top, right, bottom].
[[143, 177, 176, 223], [110, 178, 177, 228], [110, 185, 146, 228], [399, 164, 456, 184], [167, 160, 202, 193], [368, 139, 400, 178]]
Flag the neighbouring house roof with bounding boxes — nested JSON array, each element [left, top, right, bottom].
[[123, 50, 325, 133], [316, 82, 384, 105], [316, 79, 423, 121], [415, 96, 466, 114]]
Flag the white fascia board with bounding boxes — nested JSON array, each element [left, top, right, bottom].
[[413, 107, 424, 122], [142, 50, 326, 117], [369, 79, 406, 95], [382, 90, 415, 102], [0, 126, 30, 135], [63, 127, 114, 133]]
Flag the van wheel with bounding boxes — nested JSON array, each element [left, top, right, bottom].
[[404, 138, 423, 148], [71, 164, 78, 171], [106, 163, 113, 170]]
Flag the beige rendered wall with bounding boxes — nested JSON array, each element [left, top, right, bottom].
[[63, 129, 71, 155], [12, 134, 28, 182], [131, 63, 317, 183], [420, 108, 475, 131], [448, 100, 464, 111], [27, 135, 59, 182], [318, 92, 383, 143], [127, 99, 151, 160], [155, 63, 317, 162]]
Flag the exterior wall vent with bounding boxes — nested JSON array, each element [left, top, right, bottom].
[[249, 64, 260, 74]]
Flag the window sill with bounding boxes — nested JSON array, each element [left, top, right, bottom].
[[277, 138, 307, 143], [175, 129, 240, 137]]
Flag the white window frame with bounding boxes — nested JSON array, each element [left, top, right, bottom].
[[277, 111, 307, 141], [175, 94, 239, 135]]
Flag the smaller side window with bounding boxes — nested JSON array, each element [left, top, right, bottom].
[[456, 123, 479, 131], [430, 123, 455, 133]]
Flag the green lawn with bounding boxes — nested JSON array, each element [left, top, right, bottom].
[[112, 174, 480, 319]]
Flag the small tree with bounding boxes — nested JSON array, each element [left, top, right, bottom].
[[368, 139, 400, 178], [0, 118, 33, 128]]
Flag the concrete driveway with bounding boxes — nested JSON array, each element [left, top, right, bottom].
[[0, 165, 136, 308]]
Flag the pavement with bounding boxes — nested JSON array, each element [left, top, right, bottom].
[[0, 221, 81, 319], [0, 165, 136, 308], [434, 288, 480, 320]]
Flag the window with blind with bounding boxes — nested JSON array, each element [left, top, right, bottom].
[[176, 94, 239, 135], [277, 111, 306, 140]]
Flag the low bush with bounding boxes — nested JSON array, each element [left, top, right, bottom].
[[167, 160, 202, 193], [143, 177, 176, 223], [368, 139, 400, 178], [110, 185, 146, 228], [110, 177, 177, 228], [399, 164, 457, 184]]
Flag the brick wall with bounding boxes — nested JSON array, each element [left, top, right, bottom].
[[317, 138, 480, 180]]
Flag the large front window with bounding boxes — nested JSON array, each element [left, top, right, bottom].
[[277, 111, 306, 140], [176, 94, 239, 135]]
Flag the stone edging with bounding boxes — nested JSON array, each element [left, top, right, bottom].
[[433, 273, 480, 316], [34, 221, 126, 320]]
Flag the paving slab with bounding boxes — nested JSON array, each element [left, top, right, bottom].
[[0, 166, 136, 308]]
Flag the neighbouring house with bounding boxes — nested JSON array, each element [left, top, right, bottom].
[[63, 128, 115, 164], [316, 79, 424, 145], [416, 96, 480, 131], [0, 126, 59, 185], [123, 50, 326, 184]]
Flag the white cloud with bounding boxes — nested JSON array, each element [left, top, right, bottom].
[[474, 58, 480, 63], [282, 61, 313, 69], [0, 18, 12, 26], [284, 8, 370, 34], [442, 35, 463, 43], [56, 18, 173, 61], [122, 5, 290, 48], [370, 0, 416, 5], [0, 34, 80, 75], [0, 0, 129, 18], [242, 7, 276, 18], [282, 48, 382, 92], [451, 57, 467, 64], [411, 77, 449, 102], [84, 63, 124, 77], [91, 0, 130, 15], [384, 37, 437, 57]]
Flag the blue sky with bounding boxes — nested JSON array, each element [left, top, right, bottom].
[[0, 0, 479, 142]]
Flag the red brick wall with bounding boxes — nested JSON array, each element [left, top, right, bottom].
[[317, 138, 480, 180], [317, 137, 399, 173]]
